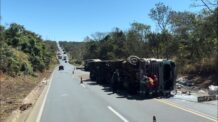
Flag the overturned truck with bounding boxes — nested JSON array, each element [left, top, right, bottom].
[[138, 58, 176, 95], [86, 56, 176, 96]]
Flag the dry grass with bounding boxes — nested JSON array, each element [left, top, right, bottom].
[[0, 65, 56, 122], [179, 57, 217, 78], [181, 58, 216, 74]]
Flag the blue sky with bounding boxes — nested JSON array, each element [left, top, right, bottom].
[[1, 0, 201, 41]]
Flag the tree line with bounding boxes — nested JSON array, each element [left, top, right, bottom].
[[59, 41, 85, 64], [0, 23, 57, 76], [62, 1, 217, 75]]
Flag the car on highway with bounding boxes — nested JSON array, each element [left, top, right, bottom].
[[59, 65, 64, 70], [58, 55, 62, 59], [63, 56, 67, 60]]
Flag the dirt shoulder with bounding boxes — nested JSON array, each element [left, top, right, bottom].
[[0, 65, 56, 122]]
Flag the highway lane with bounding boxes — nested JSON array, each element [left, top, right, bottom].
[[167, 98, 217, 118], [37, 61, 217, 122], [82, 76, 217, 122], [39, 63, 122, 122]]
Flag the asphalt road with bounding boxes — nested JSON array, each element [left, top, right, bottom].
[[36, 44, 218, 122], [36, 60, 217, 122]]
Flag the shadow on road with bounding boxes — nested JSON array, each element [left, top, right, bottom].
[[87, 82, 98, 85], [85, 80, 157, 101]]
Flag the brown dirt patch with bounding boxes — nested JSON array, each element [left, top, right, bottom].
[[0, 65, 55, 122]]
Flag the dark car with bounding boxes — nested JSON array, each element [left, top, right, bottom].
[[59, 65, 64, 70], [63, 56, 67, 60], [58, 55, 62, 59]]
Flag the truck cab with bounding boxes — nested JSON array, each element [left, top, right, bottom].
[[139, 58, 176, 95]]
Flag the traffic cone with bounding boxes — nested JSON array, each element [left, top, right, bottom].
[[153, 116, 156, 122]]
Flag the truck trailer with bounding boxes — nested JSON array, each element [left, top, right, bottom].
[[87, 56, 176, 96]]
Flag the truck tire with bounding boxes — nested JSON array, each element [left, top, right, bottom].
[[127, 55, 140, 66]]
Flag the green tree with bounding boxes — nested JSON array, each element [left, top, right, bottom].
[[192, 0, 217, 13], [149, 2, 171, 31], [147, 32, 161, 58], [0, 23, 56, 76]]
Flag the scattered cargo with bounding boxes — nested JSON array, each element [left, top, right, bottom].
[[208, 85, 218, 95]]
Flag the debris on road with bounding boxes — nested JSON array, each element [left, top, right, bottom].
[[174, 76, 218, 102], [208, 85, 218, 95], [176, 77, 194, 86], [198, 89, 206, 94]]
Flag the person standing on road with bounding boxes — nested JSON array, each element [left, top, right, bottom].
[[72, 67, 75, 74], [72, 66, 76, 74], [112, 69, 120, 93]]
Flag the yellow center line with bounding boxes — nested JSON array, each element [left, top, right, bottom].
[[154, 99, 218, 122], [160, 99, 217, 120]]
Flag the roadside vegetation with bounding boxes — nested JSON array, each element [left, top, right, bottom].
[[0, 23, 57, 76], [0, 23, 58, 121], [61, 1, 218, 85], [0, 0, 216, 120]]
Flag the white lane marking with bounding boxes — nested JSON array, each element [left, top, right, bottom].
[[108, 106, 129, 122], [61, 93, 68, 97], [36, 67, 56, 122], [81, 83, 86, 88]]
